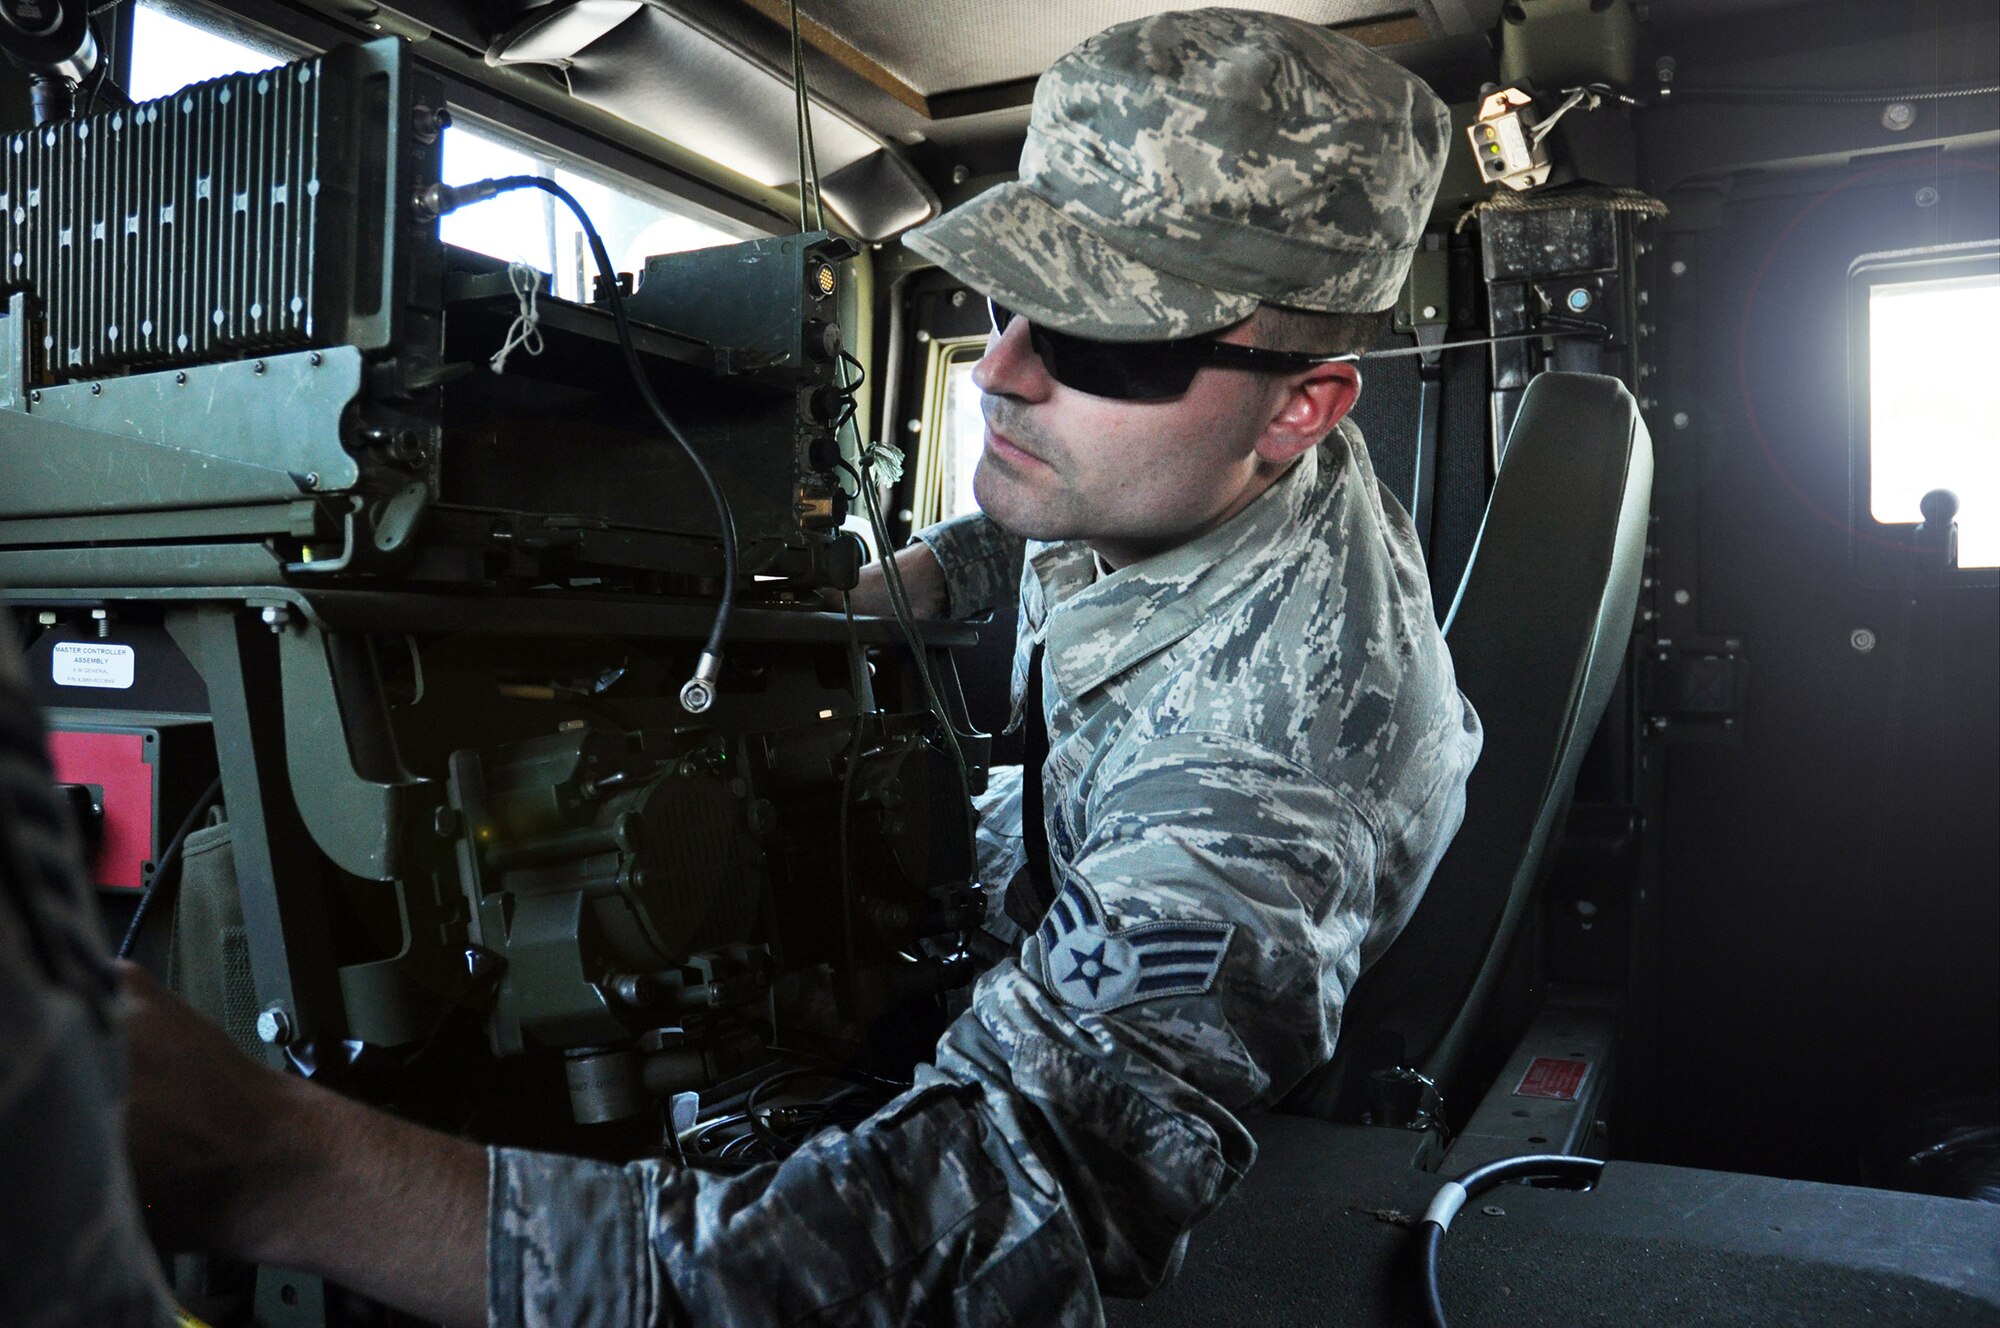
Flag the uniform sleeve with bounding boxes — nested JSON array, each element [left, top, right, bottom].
[[913, 513, 1026, 621], [488, 731, 1385, 1328]]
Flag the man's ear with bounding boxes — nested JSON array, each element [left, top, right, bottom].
[[1256, 363, 1361, 464]]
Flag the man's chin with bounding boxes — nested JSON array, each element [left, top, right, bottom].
[[972, 467, 1067, 542]]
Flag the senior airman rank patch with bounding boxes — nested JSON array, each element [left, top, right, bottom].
[[1034, 879, 1234, 1013]]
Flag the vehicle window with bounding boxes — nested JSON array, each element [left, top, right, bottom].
[[1867, 269, 2000, 569], [442, 119, 756, 303], [127, 1, 290, 102], [130, 4, 755, 306], [910, 338, 986, 527]]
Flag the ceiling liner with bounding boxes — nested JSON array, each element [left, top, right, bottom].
[[488, 2, 937, 240], [796, 0, 1429, 96]]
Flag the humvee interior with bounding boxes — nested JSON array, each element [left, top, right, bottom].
[[2, 0, 1994, 1324]]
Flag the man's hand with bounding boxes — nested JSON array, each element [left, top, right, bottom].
[[120, 962, 488, 1328], [120, 960, 307, 1258], [842, 541, 948, 618]]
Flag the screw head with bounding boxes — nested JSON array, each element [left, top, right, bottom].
[[1673, 588, 1692, 605], [252, 360, 266, 375], [1482, 1205, 1507, 1217], [1669, 260, 1688, 277], [1916, 187, 1940, 208], [1672, 411, 1690, 430], [29, 389, 41, 402], [1850, 628, 1878, 653], [174, 371, 187, 385], [90, 382, 102, 395], [308, 351, 323, 367]]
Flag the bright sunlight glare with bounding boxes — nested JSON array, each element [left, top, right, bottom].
[[1870, 273, 2000, 569], [128, 3, 286, 103]]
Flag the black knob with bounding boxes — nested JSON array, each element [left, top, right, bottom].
[[1916, 488, 1960, 570], [1919, 488, 1959, 527]]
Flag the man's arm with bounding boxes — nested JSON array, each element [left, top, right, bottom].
[[844, 540, 948, 618], [491, 732, 1397, 1325], [843, 512, 1026, 620], [120, 964, 488, 1328]]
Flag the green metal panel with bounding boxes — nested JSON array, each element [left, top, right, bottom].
[[1, 346, 365, 513]]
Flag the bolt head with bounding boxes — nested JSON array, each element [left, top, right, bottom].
[[255, 1005, 293, 1045], [1882, 102, 1916, 131], [1850, 628, 1878, 653]]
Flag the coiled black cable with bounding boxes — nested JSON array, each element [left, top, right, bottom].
[[115, 774, 224, 960], [1415, 1152, 1606, 1328], [423, 175, 739, 714]]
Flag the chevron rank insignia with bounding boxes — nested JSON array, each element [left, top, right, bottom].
[[1034, 879, 1234, 1013]]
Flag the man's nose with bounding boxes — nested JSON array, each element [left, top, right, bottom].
[[972, 315, 1053, 402]]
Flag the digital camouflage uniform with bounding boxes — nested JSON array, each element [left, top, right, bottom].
[[0, 617, 177, 1328], [489, 10, 1477, 1325]]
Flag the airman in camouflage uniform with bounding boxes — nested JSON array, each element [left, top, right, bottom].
[[0, 617, 177, 1327], [490, 9, 1480, 1326]]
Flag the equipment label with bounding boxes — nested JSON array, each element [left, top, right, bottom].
[[1514, 1057, 1590, 1101], [52, 642, 136, 689]]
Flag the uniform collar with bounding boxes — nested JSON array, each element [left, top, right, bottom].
[[1030, 441, 1325, 701]]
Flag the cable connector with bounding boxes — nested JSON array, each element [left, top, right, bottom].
[[680, 650, 723, 714], [413, 177, 505, 222]]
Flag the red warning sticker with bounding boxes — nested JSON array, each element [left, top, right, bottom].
[[1514, 1057, 1590, 1101]]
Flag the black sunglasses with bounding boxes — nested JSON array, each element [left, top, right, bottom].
[[988, 299, 1354, 402]]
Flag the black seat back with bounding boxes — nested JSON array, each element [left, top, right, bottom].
[[1308, 371, 1654, 1122]]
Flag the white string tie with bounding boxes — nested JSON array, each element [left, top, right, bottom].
[[490, 261, 545, 374]]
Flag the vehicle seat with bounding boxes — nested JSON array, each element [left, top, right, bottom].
[[1288, 370, 1654, 1124]]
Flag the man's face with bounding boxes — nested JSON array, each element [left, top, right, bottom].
[[969, 315, 1295, 567]]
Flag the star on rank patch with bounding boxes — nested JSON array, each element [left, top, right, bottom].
[[1035, 879, 1234, 1013]]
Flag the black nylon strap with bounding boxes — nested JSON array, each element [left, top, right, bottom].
[[1006, 641, 1059, 935]]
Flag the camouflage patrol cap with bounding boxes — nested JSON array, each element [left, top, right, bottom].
[[904, 8, 1451, 342]]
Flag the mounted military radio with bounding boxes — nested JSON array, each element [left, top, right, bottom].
[[0, 32, 987, 1293]]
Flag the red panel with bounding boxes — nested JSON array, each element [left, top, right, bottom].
[[1514, 1056, 1591, 1101], [47, 729, 155, 890]]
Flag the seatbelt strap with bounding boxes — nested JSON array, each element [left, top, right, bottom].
[[1005, 641, 1060, 934]]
